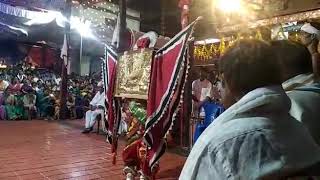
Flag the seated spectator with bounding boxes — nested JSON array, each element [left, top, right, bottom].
[[0, 91, 6, 120], [74, 94, 85, 119], [0, 78, 9, 93], [23, 89, 37, 120], [38, 90, 55, 120], [272, 40, 320, 145], [54, 93, 60, 120], [66, 95, 75, 119], [180, 40, 320, 179], [15, 90, 26, 120], [5, 88, 17, 120], [82, 82, 105, 133]]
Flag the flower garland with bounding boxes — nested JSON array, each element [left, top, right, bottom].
[[194, 31, 264, 61]]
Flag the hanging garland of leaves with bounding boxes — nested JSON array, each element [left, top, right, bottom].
[[194, 30, 264, 61]]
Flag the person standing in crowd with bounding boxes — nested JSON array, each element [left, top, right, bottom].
[[23, 89, 37, 120], [272, 40, 320, 145], [0, 75, 8, 120], [66, 94, 75, 119], [0, 76, 9, 92], [191, 69, 213, 117], [180, 40, 320, 180], [82, 82, 105, 134], [300, 22, 320, 80], [5, 88, 17, 120]]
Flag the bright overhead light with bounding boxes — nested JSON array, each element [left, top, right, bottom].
[[71, 18, 95, 39], [24, 11, 95, 39], [215, 0, 243, 13]]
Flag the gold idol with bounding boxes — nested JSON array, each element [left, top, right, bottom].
[[115, 49, 153, 99]]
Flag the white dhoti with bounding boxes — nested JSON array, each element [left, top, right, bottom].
[[85, 109, 104, 129]]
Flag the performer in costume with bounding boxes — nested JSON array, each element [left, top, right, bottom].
[[122, 101, 158, 180]]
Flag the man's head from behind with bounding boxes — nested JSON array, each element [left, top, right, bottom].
[[219, 39, 282, 108], [271, 40, 313, 81]]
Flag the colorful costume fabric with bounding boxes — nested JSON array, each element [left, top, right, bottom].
[[122, 102, 158, 179]]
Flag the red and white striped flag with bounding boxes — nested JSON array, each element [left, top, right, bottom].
[[103, 45, 119, 164], [143, 18, 199, 175]]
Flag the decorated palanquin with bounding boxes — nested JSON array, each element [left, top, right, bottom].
[[105, 21, 198, 180], [112, 33, 158, 180], [115, 49, 160, 179]]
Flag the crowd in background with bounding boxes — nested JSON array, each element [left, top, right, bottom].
[[0, 61, 101, 121]]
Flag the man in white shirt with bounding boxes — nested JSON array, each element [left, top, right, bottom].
[[82, 83, 105, 133], [191, 70, 213, 116]]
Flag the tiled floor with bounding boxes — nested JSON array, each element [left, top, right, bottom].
[[0, 120, 186, 180]]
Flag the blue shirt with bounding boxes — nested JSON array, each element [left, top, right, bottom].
[[194, 101, 224, 143]]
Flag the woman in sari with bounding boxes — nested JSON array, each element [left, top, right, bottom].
[[5, 88, 17, 120], [23, 89, 36, 120], [14, 90, 26, 120], [0, 92, 6, 120]]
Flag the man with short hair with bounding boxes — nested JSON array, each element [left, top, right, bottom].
[[272, 40, 320, 145], [82, 82, 105, 133], [180, 40, 320, 179]]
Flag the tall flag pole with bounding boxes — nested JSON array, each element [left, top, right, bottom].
[[104, 46, 118, 136], [59, 0, 71, 120], [178, 0, 192, 148], [142, 18, 201, 177], [107, 0, 127, 165]]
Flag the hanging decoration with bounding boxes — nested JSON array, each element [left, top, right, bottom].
[[219, 37, 226, 56], [193, 30, 266, 61]]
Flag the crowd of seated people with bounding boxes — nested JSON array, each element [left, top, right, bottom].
[[0, 61, 99, 121]]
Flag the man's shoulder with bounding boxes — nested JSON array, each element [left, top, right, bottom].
[[197, 117, 273, 151], [288, 87, 320, 103]]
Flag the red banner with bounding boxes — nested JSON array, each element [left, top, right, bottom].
[[143, 20, 198, 175], [103, 45, 118, 149]]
